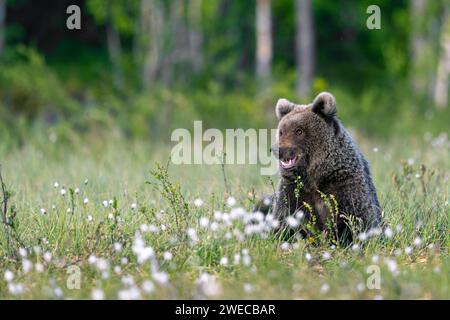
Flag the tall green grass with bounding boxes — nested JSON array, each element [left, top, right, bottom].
[[0, 131, 448, 299]]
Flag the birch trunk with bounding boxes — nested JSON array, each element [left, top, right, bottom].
[[295, 0, 315, 98], [434, 7, 450, 109], [256, 0, 272, 80]]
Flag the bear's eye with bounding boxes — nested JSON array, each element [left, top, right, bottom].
[[296, 128, 303, 135], [279, 130, 283, 136]]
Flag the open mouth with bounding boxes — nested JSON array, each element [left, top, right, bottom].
[[280, 156, 297, 169]]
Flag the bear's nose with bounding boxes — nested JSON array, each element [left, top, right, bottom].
[[277, 147, 296, 160]]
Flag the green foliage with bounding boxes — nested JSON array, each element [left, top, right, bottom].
[[0, 46, 79, 118]]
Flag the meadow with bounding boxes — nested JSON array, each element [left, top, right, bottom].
[[0, 129, 448, 299]]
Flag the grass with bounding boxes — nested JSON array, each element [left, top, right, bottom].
[[0, 130, 448, 299]]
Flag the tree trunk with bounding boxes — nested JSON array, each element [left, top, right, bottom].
[[256, 0, 272, 81], [106, 4, 123, 89], [188, 0, 203, 73], [410, 0, 427, 93], [141, 0, 163, 87], [434, 7, 450, 109], [295, 0, 315, 98], [0, 0, 5, 57]]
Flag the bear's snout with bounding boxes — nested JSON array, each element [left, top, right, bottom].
[[272, 144, 297, 161]]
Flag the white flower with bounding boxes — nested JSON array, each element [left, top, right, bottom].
[[135, 246, 154, 264], [86, 215, 93, 222], [413, 237, 422, 246], [74, 188, 80, 194], [194, 198, 204, 208], [152, 271, 169, 284], [243, 283, 253, 293], [88, 255, 97, 265], [285, 216, 299, 228], [320, 283, 330, 294], [210, 221, 219, 231], [226, 196, 236, 207], [280, 242, 290, 251], [384, 227, 393, 238], [141, 280, 155, 293], [122, 275, 134, 286], [8, 283, 24, 295], [53, 182, 59, 188], [295, 210, 304, 220], [305, 253, 312, 261], [220, 256, 229, 266], [53, 287, 63, 298], [118, 287, 141, 300], [43, 251, 52, 262], [356, 283, 365, 292], [213, 211, 222, 220], [199, 217, 209, 228], [35, 263, 44, 273], [4, 270, 14, 282], [83, 198, 89, 204], [19, 247, 27, 257], [60, 188, 66, 196], [197, 273, 221, 297], [131, 203, 138, 210], [22, 259, 33, 273], [163, 251, 173, 261], [372, 147, 379, 153], [263, 197, 272, 206], [102, 200, 109, 208], [351, 244, 359, 251], [371, 255, 379, 263], [84, 179, 89, 185], [322, 252, 331, 260], [385, 258, 398, 274], [160, 224, 166, 231], [233, 253, 241, 265], [242, 255, 251, 266], [187, 228, 198, 243], [120, 257, 128, 265], [113, 242, 123, 252], [40, 208, 47, 215], [357, 232, 368, 241], [405, 246, 412, 255], [91, 288, 105, 300]]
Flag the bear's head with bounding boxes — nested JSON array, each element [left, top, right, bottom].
[[272, 92, 339, 178]]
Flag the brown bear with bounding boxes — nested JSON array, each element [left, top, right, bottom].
[[257, 92, 382, 242]]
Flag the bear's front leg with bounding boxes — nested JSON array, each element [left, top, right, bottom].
[[272, 179, 300, 221]]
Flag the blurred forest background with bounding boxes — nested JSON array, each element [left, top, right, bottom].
[[0, 0, 449, 149]]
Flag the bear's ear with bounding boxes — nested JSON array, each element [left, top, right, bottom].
[[311, 92, 337, 118], [275, 98, 297, 120]]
